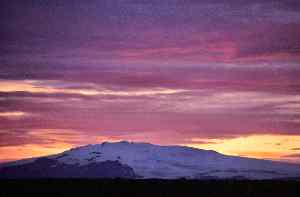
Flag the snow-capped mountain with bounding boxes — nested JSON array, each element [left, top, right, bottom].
[[1, 141, 300, 179]]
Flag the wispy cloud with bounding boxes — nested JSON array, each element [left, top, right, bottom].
[[0, 111, 30, 120], [0, 80, 187, 97]]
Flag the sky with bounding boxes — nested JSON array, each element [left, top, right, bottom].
[[0, 0, 300, 163]]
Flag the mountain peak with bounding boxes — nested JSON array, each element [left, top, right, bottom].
[[99, 140, 156, 148], [102, 140, 133, 145]]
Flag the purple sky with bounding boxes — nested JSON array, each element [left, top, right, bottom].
[[0, 0, 300, 162]]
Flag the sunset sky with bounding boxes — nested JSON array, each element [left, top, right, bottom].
[[1, 0, 300, 163]]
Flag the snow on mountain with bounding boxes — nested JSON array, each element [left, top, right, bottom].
[[1, 141, 300, 179]]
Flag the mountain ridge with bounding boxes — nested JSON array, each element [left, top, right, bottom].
[[1, 141, 300, 180]]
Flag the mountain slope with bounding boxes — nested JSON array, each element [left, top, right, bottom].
[[1, 141, 300, 179]]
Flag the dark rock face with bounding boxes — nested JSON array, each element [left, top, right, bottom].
[[0, 158, 137, 179]]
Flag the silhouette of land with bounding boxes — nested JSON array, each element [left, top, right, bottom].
[[1, 179, 299, 197]]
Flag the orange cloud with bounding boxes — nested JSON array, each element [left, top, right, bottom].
[[184, 134, 300, 162], [0, 143, 73, 162]]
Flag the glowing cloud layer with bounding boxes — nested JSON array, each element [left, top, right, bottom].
[[0, 0, 300, 163]]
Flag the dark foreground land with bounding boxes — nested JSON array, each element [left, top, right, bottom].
[[1, 179, 300, 197]]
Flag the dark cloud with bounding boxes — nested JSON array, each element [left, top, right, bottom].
[[0, 130, 43, 147], [0, 128, 94, 148], [283, 153, 300, 158], [1, 0, 300, 68], [291, 148, 300, 151], [235, 24, 300, 60]]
